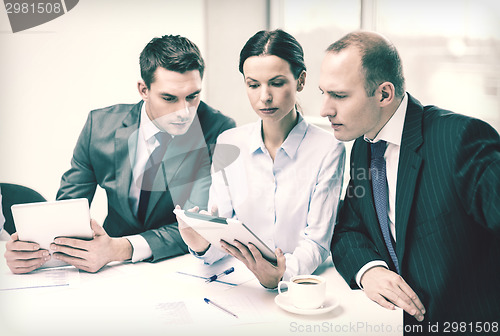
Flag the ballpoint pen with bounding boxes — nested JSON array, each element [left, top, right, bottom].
[[204, 298, 238, 318], [205, 267, 234, 283], [175, 271, 238, 286]]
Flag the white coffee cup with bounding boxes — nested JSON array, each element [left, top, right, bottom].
[[277, 275, 326, 309]]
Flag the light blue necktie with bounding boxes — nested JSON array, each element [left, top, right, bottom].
[[370, 140, 400, 273]]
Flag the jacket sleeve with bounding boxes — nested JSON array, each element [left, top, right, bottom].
[[455, 118, 500, 235], [331, 141, 385, 289], [56, 112, 98, 203]]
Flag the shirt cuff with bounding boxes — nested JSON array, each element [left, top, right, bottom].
[[125, 234, 153, 263], [188, 244, 226, 265], [355, 260, 389, 289]]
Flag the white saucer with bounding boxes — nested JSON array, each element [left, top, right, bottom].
[[274, 293, 339, 315]]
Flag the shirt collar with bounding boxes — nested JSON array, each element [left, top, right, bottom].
[[140, 102, 161, 143], [364, 92, 408, 146], [249, 112, 308, 159], [140, 102, 172, 144]]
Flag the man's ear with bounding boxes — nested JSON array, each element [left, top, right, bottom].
[[137, 80, 149, 100], [378, 82, 395, 107], [297, 70, 307, 92]]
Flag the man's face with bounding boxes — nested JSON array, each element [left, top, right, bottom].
[[319, 47, 384, 141], [139, 67, 202, 135]]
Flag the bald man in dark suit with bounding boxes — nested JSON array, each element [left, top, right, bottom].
[[320, 31, 500, 332]]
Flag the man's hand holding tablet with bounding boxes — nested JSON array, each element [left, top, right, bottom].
[[5, 198, 133, 274], [50, 219, 133, 273]]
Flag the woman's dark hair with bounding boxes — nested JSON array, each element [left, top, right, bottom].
[[140, 35, 205, 88], [239, 29, 306, 79]]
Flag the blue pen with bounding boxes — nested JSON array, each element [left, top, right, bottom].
[[204, 298, 238, 318], [205, 267, 234, 283]]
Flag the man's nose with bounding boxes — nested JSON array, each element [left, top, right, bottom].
[[320, 97, 336, 118], [178, 102, 190, 119]]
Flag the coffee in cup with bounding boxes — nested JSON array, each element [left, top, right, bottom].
[[278, 275, 326, 309]]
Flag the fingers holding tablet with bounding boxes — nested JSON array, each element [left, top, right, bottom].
[[5, 232, 51, 274], [175, 205, 211, 254]]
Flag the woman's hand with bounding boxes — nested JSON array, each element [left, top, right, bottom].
[[175, 205, 210, 254], [221, 240, 286, 289]]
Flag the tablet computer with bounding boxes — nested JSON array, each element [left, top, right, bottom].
[[11, 198, 93, 268], [174, 209, 276, 263]]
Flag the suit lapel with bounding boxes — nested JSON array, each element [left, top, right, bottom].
[[395, 94, 424, 266], [115, 102, 142, 229]]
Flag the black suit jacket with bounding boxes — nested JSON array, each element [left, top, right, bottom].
[[57, 101, 235, 261], [332, 93, 500, 328]]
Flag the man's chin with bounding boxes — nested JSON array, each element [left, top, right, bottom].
[[333, 130, 355, 142], [163, 124, 191, 136]]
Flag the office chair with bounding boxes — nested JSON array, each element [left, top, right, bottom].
[[1, 183, 46, 235]]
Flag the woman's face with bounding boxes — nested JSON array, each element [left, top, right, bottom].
[[242, 55, 304, 122]]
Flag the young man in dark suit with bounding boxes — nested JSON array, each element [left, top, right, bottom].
[[5, 35, 235, 274], [320, 31, 500, 330]]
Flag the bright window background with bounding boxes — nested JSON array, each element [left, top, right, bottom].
[[377, 0, 500, 132], [276, 0, 361, 127], [279, 0, 500, 132]]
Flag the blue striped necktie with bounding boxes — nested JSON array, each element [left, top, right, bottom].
[[370, 140, 400, 273]]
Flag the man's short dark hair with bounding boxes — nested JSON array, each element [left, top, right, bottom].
[[326, 31, 405, 98], [140, 35, 205, 88]]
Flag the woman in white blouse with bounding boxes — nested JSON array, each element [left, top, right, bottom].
[[178, 29, 345, 288]]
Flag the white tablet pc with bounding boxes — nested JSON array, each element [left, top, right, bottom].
[[174, 209, 277, 263], [11, 198, 93, 269]]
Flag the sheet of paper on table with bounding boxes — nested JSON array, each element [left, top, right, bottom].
[[0, 265, 80, 291], [152, 294, 271, 327]]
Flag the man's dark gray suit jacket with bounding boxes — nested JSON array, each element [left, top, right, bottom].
[[57, 100, 235, 261], [332, 93, 500, 327]]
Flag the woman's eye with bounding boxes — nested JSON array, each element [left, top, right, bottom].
[[271, 81, 285, 87]]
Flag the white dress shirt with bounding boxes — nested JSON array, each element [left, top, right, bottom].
[[356, 93, 408, 287], [194, 113, 346, 281], [126, 104, 172, 262]]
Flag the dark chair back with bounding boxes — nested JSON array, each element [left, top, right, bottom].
[[1, 183, 46, 234]]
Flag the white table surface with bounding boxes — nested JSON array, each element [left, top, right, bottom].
[[0, 242, 403, 336]]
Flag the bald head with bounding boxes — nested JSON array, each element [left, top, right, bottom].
[[326, 31, 405, 98]]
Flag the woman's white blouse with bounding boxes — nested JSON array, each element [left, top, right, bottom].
[[195, 114, 345, 281]]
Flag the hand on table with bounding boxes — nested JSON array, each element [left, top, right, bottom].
[[4, 232, 50, 274], [221, 240, 286, 289], [50, 219, 132, 273], [361, 266, 426, 321]]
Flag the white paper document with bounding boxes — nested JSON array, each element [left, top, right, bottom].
[[152, 294, 270, 327], [0, 266, 80, 291]]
